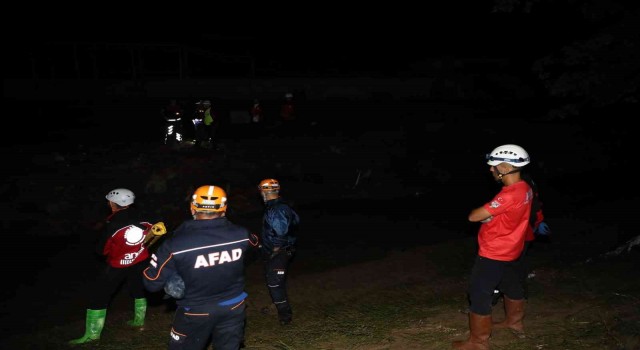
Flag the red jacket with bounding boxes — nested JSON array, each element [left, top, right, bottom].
[[97, 208, 153, 268]]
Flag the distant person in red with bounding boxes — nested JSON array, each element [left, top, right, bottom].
[[452, 144, 533, 350], [280, 93, 295, 122], [164, 98, 183, 116], [278, 93, 296, 135]]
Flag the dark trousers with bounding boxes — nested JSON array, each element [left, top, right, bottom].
[[467, 255, 524, 315], [169, 302, 246, 350], [509, 240, 532, 297], [89, 262, 147, 309], [164, 122, 183, 144], [263, 249, 294, 319]]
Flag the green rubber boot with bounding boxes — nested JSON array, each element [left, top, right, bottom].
[[69, 309, 107, 344], [127, 298, 147, 328]]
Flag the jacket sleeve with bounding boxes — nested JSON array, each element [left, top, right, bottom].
[[142, 238, 177, 293], [249, 232, 260, 249], [269, 205, 299, 237]]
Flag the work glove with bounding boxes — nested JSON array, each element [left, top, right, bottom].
[[164, 274, 185, 299], [535, 221, 551, 235], [151, 222, 167, 236], [270, 247, 281, 259], [144, 222, 168, 246]]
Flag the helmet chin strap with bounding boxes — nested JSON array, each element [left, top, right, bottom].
[[261, 191, 279, 203], [493, 167, 521, 182]]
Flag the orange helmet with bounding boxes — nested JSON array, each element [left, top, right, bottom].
[[191, 185, 227, 213], [258, 178, 280, 193]]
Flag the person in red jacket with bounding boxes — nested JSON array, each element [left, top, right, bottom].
[[491, 175, 551, 305], [69, 188, 158, 345], [280, 93, 295, 122], [452, 144, 533, 350]]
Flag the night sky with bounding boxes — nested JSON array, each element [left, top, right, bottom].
[[4, 2, 614, 79]]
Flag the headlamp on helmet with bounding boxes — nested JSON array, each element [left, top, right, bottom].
[[106, 188, 135, 206], [486, 144, 530, 167], [191, 185, 227, 213], [258, 178, 280, 193]]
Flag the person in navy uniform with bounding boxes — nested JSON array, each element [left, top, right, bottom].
[[143, 185, 258, 350], [258, 178, 300, 326]]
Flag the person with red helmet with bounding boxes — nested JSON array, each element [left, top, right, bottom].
[[143, 185, 259, 350], [452, 144, 533, 350], [69, 188, 157, 345]]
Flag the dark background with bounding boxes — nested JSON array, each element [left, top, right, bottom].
[[1, 1, 638, 345]]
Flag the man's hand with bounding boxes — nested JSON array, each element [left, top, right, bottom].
[[164, 274, 185, 299], [480, 216, 493, 223], [535, 222, 551, 235]]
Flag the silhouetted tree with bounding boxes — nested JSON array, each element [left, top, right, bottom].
[[494, 0, 639, 118]]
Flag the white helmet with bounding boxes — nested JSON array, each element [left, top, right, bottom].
[[202, 100, 211, 106], [285, 93, 293, 99], [106, 188, 135, 206], [486, 144, 530, 167]]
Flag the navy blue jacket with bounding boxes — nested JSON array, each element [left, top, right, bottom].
[[143, 217, 258, 306], [260, 198, 300, 253]]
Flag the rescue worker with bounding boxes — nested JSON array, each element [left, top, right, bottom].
[[258, 178, 300, 325], [452, 144, 533, 350], [280, 93, 295, 123], [202, 100, 217, 149], [250, 98, 263, 124], [249, 98, 264, 137], [192, 100, 206, 146], [69, 188, 163, 345], [162, 99, 184, 146], [143, 185, 259, 350], [492, 174, 551, 305], [192, 100, 216, 148]]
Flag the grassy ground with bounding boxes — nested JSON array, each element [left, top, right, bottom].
[[2, 103, 637, 349], [3, 232, 638, 350]]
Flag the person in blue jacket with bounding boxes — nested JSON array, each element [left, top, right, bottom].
[[258, 178, 300, 326]]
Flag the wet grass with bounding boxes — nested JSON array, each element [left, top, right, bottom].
[[3, 235, 638, 349]]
